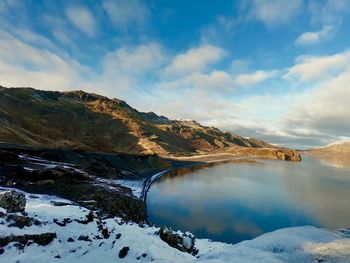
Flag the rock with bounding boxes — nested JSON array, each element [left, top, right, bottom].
[[157, 226, 198, 255], [78, 235, 91, 242], [0, 150, 20, 164], [67, 237, 74, 242], [51, 201, 71, 206], [0, 190, 26, 212], [75, 211, 94, 224], [36, 180, 55, 186], [6, 214, 41, 228], [118, 246, 129, 258], [33, 233, 57, 246], [0, 232, 56, 247], [98, 224, 110, 239], [0, 247, 4, 254]]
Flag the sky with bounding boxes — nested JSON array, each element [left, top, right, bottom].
[[0, 0, 350, 149]]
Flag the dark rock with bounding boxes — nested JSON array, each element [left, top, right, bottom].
[[142, 253, 147, 257], [54, 255, 61, 258], [0, 150, 20, 164], [67, 237, 74, 242], [93, 191, 146, 223], [115, 233, 121, 239], [51, 201, 71, 206], [0, 247, 4, 254], [13, 242, 25, 250], [157, 226, 198, 255], [76, 211, 94, 224], [33, 232, 57, 246], [101, 228, 109, 239], [119, 246, 129, 258], [36, 180, 55, 186], [7, 214, 41, 228], [0, 190, 26, 212], [0, 232, 56, 247], [0, 210, 5, 217], [78, 235, 91, 242], [53, 219, 66, 227]]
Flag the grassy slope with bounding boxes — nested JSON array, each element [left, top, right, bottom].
[[0, 86, 275, 156]]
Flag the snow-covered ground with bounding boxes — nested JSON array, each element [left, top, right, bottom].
[[1, 189, 349, 263]]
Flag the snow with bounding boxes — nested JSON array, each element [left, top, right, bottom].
[[114, 179, 144, 198], [114, 170, 169, 199], [0, 189, 349, 263], [18, 154, 87, 174], [318, 140, 350, 149]]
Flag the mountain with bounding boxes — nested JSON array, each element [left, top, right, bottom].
[[307, 141, 350, 155], [0, 86, 300, 160]]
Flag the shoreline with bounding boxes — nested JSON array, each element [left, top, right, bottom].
[[140, 155, 263, 225]]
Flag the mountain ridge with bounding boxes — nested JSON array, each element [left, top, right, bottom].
[[307, 141, 350, 155], [0, 86, 300, 161]]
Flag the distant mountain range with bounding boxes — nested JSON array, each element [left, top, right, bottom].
[[0, 86, 300, 161], [308, 141, 350, 155]]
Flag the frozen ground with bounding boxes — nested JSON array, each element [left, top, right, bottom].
[[0, 189, 349, 263]]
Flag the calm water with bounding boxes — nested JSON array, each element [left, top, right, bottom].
[[147, 156, 350, 244]]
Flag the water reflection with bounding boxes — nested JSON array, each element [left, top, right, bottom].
[[310, 154, 350, 169], [147, 157, 350, 244]]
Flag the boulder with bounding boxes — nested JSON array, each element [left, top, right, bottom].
[[157, 226, 198, 255], [119, 246, 129, 258], [0, 190, 26, 212]]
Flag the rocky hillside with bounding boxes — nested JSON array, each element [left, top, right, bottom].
[[307, 141, 350, 155], [0, 86, 299, 160]]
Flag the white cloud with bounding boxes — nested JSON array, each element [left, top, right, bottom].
[[235, 70, 276, 86], [244, 0, 303, 27], [102, 0, 149, 30], [285, 51, 350, 82], [163, 45, 227, 76], [295, 25, 334, 45], [103, 43, 166, 75], [283, 66, 350, 139], [0, 30, 90, 91], [65, 5, 96, 37], [93, 43, 167, 93], [308, 0, 350, 26], [157, 70, 234, 92]]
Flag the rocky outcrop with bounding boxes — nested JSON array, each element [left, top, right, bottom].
[[6, 214, 42, 228], [0, 146, 165, 222], [233, 147, 302, 161], [157, 226, 198, 255], [0, 233, 56, 247], [0, 190, 26, 212]]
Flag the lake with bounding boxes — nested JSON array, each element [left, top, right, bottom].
[[147, 156, 350, 244]]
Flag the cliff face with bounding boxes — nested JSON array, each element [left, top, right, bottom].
[[0, 86, 300, 160]]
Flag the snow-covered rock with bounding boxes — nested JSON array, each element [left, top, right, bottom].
[[157, 226, 197, 255]]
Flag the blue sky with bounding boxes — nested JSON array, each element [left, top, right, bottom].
[[1, 0, 350, 148]]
